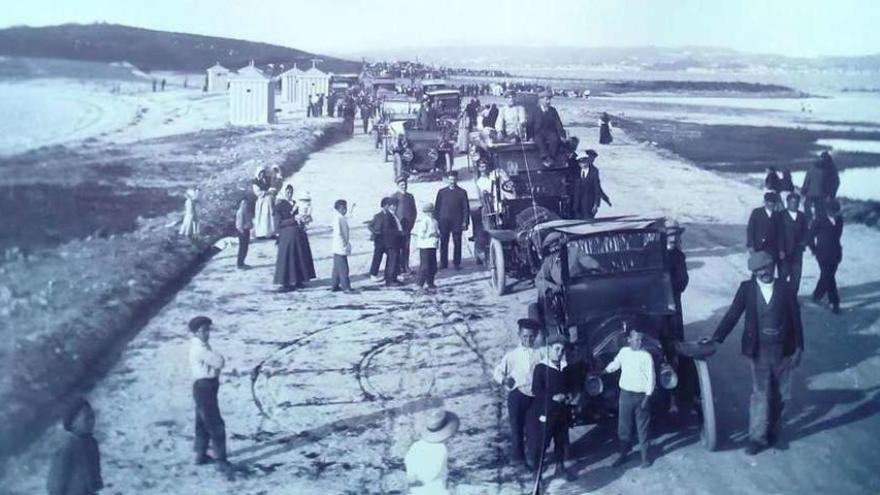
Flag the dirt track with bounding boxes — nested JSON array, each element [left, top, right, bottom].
[[4, 117, 880, 494]]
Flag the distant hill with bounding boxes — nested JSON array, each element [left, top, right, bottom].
[[0, 23, 362, 74], [352, 45, 880, 73]]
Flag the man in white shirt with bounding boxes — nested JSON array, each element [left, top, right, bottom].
[[492, 318, 541, 464], [187, 316, 234, 479], [604, 327, 655, 468], [331, 199, 356, 294], [496, 91, 526, 142]]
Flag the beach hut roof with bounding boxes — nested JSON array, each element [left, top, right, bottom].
[[209, 62, 229, 71], [233, 62, 270, 80]]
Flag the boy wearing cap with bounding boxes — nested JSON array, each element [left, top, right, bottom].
[[404, 409, 460, 495], [526, 333, 575, 480], [492, 319, 541, 464], [413, 202, 440, 290], [706, 251, 804, 455], [604, 328, 655, 468], [47, 399, 103, 495], [187, 316, 234, 478]]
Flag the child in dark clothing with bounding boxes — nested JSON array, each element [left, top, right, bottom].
[[47, 398, 103, 495]]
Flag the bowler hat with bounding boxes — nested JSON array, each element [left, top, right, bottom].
[[748, 251, 775, 272], [763, 192, 779, 203], [546, 333, 568, 347], [517, 318, 542, 331], [583, 149, 598, 159], [420, 409, 460, 443]]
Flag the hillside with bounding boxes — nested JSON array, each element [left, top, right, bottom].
[[0, 23, 362, 73]]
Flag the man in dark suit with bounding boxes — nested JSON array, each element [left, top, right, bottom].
[[667, 222, 689, 341], [706, 251, 804, 455], [571, 150, 611, 219], [434, 171, 470, 270], [777, 193, 809, 293], [529, 91, 565, 166], [368, 198, 388, 282], [380, 197, 404, 287], [747, 193, 780, 259], [392, 177, 418, 274], [809, 199, 844, 314]]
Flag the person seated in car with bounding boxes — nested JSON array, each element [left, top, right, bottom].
[[529, 90, 566, 167], [475, 158, 516, 212], [496, 91, 527, 142], [392, 134, 414, 182], [535, 232, 601, 299]]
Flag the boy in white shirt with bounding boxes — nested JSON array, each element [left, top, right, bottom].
[[604, 327, 655, 468], [188, 316, 234, 480], [331, 199, 357, 294]]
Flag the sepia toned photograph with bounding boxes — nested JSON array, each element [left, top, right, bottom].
[[0, 1, 878, 494]]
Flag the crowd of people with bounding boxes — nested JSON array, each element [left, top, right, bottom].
[[52, 68, 854, 494]]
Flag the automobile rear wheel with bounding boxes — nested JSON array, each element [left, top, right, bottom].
[[488, 238, 507, 296], [695, 359, 718, 451]]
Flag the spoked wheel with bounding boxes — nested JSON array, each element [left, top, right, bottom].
[[695, 359, 718, 451], [488, 238, 507, 296]]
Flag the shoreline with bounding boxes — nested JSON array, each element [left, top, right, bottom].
[[613, 115, 880, 228], [0, 120, 347, 458]]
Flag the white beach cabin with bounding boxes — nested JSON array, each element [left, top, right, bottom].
[[228, 62, 275, 125], [206, 62, 229, 92], [293, 65, 331, 110], [279, 64, 304, 104]]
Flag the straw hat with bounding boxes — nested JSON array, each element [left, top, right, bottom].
[[420, 409, 460, 443]]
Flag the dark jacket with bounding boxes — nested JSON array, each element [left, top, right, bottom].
[[393, 191, 417, 230], [434, 185, 470, 231], [746, 207, 778, 254], [273, 207, 316, 286], [486, 104, 499, 128], [712, 279, 804, 358], [810, 215, 843, 264], [47, 433, 103, 495], [531, 362, 575, 421], [777, 210, 809, 256], [380, 210, 404, 249], [801, 161, 840, 199], [669, 248, 689, 295], [572, 166, 610, 219], [529, 106, 564, 137]]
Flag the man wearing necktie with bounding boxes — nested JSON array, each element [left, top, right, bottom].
[[572, 150, 611, 219]]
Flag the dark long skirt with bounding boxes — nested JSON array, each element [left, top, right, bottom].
[[599, 123, 613, 144], [274, 224, 316, 286]]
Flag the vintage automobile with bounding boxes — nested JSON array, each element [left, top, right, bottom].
[[424, 89, 462, 124], [469, 139, 578, 293], [369, 78, 399, 98], [528, 217, 718, 451], [419, 79, 454, 94], [377, 96, 419, 160], [387, 124, 455, 181]]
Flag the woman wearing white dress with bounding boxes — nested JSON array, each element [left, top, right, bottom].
[[179, 188, 200, 239], [252, 167, 276, 239]]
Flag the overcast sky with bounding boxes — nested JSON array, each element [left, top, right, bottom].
[[3, 0, 878, 58]]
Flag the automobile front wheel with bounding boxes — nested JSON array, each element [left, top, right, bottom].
[[695, 359, 718, 451], [488, 238, 507, 296]]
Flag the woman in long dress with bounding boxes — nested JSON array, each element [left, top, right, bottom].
[[599, 112, 613, 145], [179, 188, 200, 239], [273, 201, 316, 292], [252, 167, 276, 239]]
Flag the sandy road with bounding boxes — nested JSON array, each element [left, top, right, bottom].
[[5, 123, 880, 494]]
